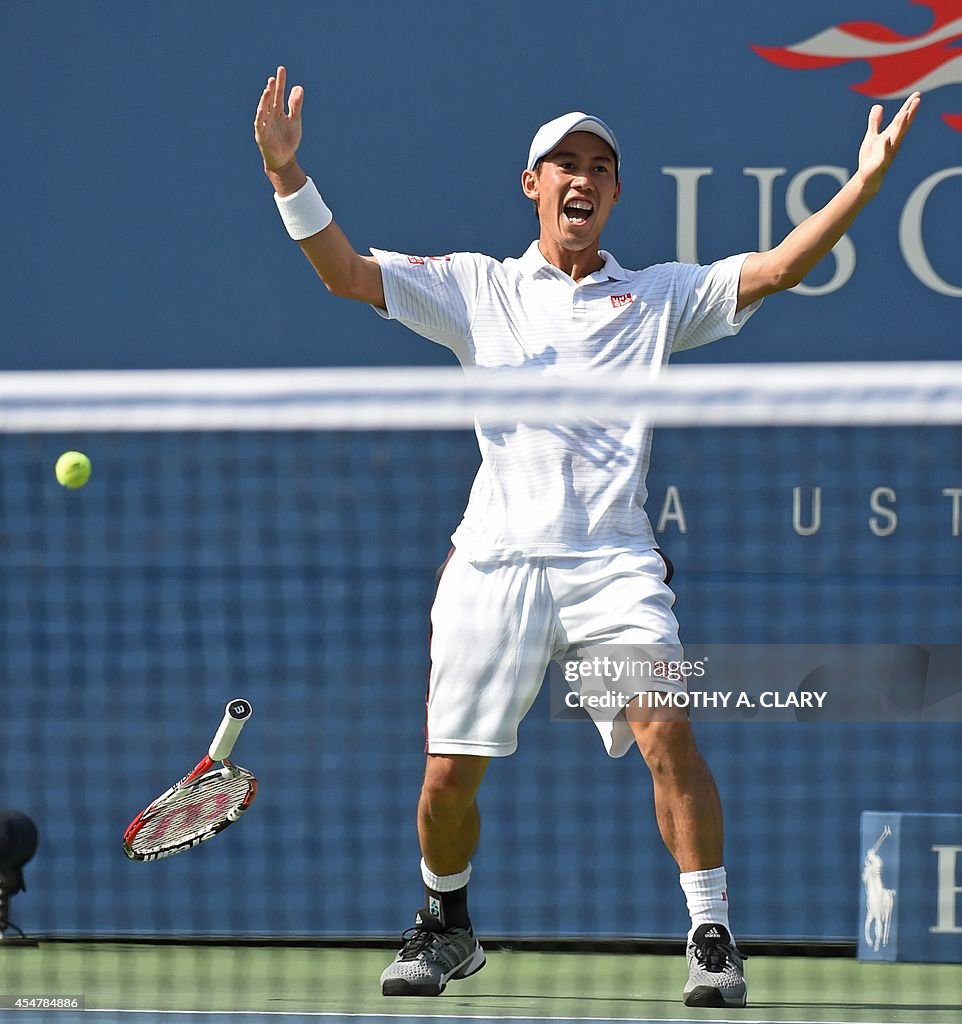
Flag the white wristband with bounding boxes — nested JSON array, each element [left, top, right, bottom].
[[274, 177, 333, 240]]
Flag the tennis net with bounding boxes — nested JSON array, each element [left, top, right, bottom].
[[0, 363, 960, 1019]]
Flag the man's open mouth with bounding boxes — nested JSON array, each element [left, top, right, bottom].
[[563, 199, 594, 225]]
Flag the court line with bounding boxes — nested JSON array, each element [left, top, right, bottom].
[[79, 1008, 931, 1024]]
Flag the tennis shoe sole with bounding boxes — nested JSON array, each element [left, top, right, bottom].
[[683, 983, 747, 1008]]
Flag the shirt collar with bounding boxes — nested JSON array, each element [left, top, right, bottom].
[[517, 241, 629, 283]]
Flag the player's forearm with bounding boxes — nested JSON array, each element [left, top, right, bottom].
[[297, 219, 379, 301], [265, 165, 383, 304], [766, 174, 874, 289]]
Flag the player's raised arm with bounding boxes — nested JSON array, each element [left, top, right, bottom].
[[254, 66, 385, 308], [736, 92, 921, 311]]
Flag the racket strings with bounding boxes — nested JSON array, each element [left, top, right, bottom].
[[130, 770, 252, 852]]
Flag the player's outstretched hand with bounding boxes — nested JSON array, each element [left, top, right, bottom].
[[254, 65, 304, 174], [856, 92, 921, 196]]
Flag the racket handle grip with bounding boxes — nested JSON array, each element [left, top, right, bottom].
[[208, 698, 253, 760]]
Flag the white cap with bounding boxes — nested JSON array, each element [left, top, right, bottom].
[[526, 111, 621, 173]]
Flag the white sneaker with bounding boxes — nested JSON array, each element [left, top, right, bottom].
[[683, 922, 747, 1008], [380, 907, 486, 996]]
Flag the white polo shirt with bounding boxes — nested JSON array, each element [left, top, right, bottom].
[[371, 241, 760, 561]]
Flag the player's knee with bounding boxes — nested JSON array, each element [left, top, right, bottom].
[[420, 755, 485, 815], [419, 782, 477, 822]]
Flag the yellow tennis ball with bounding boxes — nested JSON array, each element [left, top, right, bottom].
[[55, 451, 92, 489]]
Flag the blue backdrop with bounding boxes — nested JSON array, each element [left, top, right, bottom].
[[0, 0, 959, 370], [1, 1, 960, 943]]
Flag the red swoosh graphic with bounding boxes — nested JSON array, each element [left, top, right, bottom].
[[752, 1, 962, 131]]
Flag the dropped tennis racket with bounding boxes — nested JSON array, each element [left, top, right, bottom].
[[123, 698, 257, 861]]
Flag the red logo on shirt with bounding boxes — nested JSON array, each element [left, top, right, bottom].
[[406, 255, 452, 265], [610, 292, 634, 307]]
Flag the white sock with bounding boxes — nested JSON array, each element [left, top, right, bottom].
[[680, 866, 731, 942], [420, 858, 471, 892]]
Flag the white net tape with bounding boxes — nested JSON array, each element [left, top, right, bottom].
[[1, 362, 961, 430]]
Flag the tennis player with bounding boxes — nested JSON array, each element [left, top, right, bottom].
[[254, 68, 919, 1007]]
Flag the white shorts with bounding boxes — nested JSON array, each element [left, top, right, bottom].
[[427, 548, 685, 759]]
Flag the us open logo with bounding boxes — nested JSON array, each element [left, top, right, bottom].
[[752, 3, 962, 132]]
